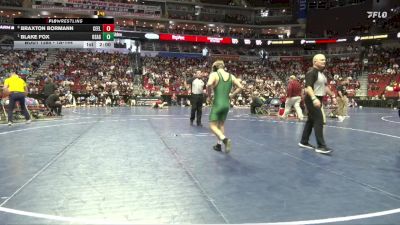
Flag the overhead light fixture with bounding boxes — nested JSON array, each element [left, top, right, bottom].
[[145, 33, 159, 40], [360, 34, 388, 40], [260, 9, 269, 17]]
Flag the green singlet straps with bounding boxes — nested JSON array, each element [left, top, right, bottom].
[[209, 71, 233, 121], [214, 71, 232, 105]]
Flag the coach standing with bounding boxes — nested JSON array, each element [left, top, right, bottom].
[[281, 75, 303, 121], [3, 72, 31, 126]]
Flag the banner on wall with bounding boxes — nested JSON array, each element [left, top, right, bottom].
[[280, 56, 304, 61], [158, 52, 203, 58], [210, 54, 240, 61], [298, 0, 307, 21], [239, 56, 259, 61], [136, 97, 162, 106]]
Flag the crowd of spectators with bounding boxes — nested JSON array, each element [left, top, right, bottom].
[[1, 44, 399, 108], [140, 55, 367, 106], [0, 49, 48, 80], [121, 22, 274, 39], [365, 46, 400, 98], [141, 57, 284, 106], [363, 46, 400, 75], [0, 0, 23, 7], [20, 50, 135, 106]]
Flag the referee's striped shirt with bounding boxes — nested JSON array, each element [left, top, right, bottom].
[[187, 78, 205, 94]]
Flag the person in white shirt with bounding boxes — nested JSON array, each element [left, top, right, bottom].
[[186, 70, 205, 126]]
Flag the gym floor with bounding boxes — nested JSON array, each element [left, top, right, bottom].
[[0, 106, 399, 225]]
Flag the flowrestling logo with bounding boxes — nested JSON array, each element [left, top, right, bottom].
[[366, 11, 388, 19]]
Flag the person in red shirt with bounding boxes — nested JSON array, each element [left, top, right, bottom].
[[280, 75, 304, 121]]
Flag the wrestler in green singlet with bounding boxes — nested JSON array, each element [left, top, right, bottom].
[[206, 60, 243, 153], [209, 71, 232, 122]]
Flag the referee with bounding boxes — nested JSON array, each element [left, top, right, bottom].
[[186, 70, 205, 126], [299, 54, 334, 154], [3, 72, 31, 126]]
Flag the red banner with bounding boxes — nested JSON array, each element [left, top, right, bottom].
[[159, 33, 232, 44], [315, 39, 337, 44]]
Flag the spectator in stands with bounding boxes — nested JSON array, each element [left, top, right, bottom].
[[105, 96, 112, 106], [280, 75, 303, 121], [152, 99, 168, 109], [46, 90, 63, 116], [65, 91, 74, 106], [299, 54, 335, 154], [88, 93, 97, 106], [171, 93, 178, 106], [349, 98, 358, 108], [206, 60, 243, 153], [186, 70, 205, 126], [336, 77, 349, 122], [111, 88, 120, 107]]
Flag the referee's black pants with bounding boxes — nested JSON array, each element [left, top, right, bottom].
[[301, 96, 326, 148], [190, 94, 203, 125], [8, 92, 30, 122]]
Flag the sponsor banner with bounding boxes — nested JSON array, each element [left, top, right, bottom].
[[158, 52, 203, 59], [298, 0, 307, 19], [210, 54, 240, 61], [280, 56, 304, 61], [239, 55, 259, 61], [0, 24, 14, 30], [159, 34, 232, 44], [34, 0, 160, 10], [136, 97, 161, 106], [141, 51, 159, 57], [32, 0, 161, 19], [32, 6, 161, 19], [267, 56, 280, 61], [0, 24, 14, 34]]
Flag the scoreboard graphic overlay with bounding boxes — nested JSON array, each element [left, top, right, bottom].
[[14, 18, 115, 49]]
